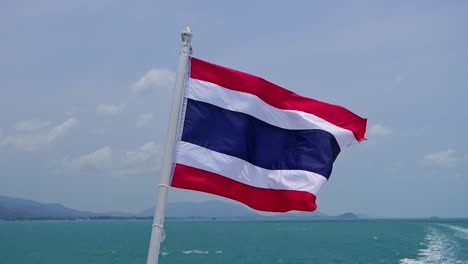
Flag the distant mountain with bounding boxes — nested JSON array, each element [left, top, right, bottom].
[[336, 212, 359, 220], [139, 200, 260, 218], [0, 195, 96, 220], [0, 195, 262, 220], [139, 201, 331, 219], [0, 194, 362, 220]]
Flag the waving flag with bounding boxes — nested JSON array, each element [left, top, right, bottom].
[[171, 57, 366, 212]]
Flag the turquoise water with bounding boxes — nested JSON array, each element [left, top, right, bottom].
[[1, 219, 467, 263]]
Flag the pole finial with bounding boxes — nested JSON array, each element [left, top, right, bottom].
[[181, 26, 193, 56], [181, 26, 193, 42]]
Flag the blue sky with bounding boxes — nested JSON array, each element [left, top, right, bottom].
[[1, 1, 467, 218]]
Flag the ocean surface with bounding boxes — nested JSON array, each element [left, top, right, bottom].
[[1, 219, 467, 264]]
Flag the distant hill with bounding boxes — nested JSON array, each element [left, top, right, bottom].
[[0, 194, 360, 220], [0, 195, 96, 220], [138, 200, 260, 218], [139, 202, 333, 220], [336, 212, 359, 220]]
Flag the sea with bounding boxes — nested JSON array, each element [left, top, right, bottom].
[[1, 219, 467, 264]]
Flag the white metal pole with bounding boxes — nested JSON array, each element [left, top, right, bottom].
[[146, 26, 193, 264]]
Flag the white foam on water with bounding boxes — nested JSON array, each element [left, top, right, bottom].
[[399, 226, 464, 264], [215, 250, 223, 254], [439, 224, 468, 240], [182, 250, 209, 254], [161, 252, 169, 256]]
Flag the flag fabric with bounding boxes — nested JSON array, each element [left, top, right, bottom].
[[170, 57, 367, 212]]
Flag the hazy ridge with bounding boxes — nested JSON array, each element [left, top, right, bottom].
[[0, 195, 359, 220]]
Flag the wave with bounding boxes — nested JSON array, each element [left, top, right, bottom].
[[182, 250, 209, 254], [180, 249, 223, 255], [399, 226, 465, 264]]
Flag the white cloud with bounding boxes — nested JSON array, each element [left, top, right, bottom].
[[0, 118, 78, 152], [368, 124, 392, 137], [124, 141, 159, 164], [68, 146, 113, 169], [131, 68, 175, 94], [96, 103, 126, 116], [136, 112, 154, 128], [423, 149, 458, 167], [13, 119, 51, 131], [64, 141, 161, 176], [47, 118, 78, 142]]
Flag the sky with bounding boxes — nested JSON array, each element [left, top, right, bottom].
[[1, 1, 467, 218]]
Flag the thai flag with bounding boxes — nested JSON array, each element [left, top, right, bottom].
[[171, 58, 367, 212]]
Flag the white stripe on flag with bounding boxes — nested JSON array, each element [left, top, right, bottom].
[[186, 78, 357, 148], [175, 141, 327, 195]]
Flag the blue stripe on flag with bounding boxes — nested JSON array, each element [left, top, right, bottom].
[[181, 99, 341, 179]]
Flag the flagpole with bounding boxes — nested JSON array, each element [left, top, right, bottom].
[[146, 26, 193, 264]]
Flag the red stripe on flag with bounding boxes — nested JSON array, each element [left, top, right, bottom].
[[190, 57, 367, 142], [171, 163, 318, 212]]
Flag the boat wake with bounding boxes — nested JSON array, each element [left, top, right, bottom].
[[440, 224, 468, 240], [399, 225, 466, 264]]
